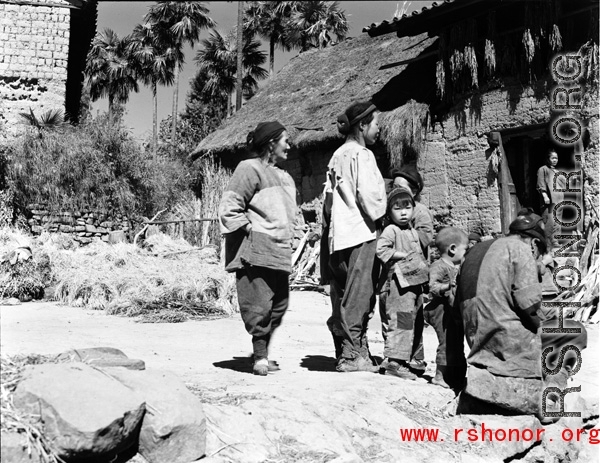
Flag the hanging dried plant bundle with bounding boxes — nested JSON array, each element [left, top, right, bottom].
[[449, 48, 464, 83], [579, 40, 599, 89], [489, 146, 501, 175], [436, 59, 445, 98], [484, 39, 496, 75], [522, 29, 535, 63], [379, 100, 429, 170], [549, 24, 563, 52], [465, 44, 478, 88]]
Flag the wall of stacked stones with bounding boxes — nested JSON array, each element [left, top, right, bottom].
[[27, 203, 133, 245], [418, 81, 599, 236], [0, 0, 71, 138]]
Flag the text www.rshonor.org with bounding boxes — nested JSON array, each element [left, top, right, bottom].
[[399, 425, 599, 443]]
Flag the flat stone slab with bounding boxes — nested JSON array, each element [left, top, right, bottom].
[[57, 347, 145, 370]]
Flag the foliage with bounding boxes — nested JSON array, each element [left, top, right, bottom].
[[6, 114, 189, 219], [85, 28, 139, 118], [194, 29, 268, 114], [19, 108, 68, 131], [143, 2, 216, 142], [288, 1, 348, 51]]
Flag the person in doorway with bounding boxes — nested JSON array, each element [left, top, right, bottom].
[[389, 164, 434, 375], [323, 100, 387, 373], [455, 211, 587, 416], [537, 150, 566, 249], [219, 121, 296, 376], [425, 227, 468, 389], [376, 187, 429, 380]]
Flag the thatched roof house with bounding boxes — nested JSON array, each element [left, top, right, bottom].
[[192, 32, 435, 161], [195, 0, 598, 241], [192, 32, 436, 205]]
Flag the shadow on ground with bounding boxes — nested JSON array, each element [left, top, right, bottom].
[[213, 356, 253, 374]]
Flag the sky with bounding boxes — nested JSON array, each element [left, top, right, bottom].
[[93, 1, 416, 140]]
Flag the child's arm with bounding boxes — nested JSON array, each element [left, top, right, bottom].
[[429, 263, 452, 297], [376, 227, 408, 263]]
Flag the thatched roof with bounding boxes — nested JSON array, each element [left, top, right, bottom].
[[191, 32, 436, 160]]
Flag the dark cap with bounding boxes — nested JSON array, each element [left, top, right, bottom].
[[509, 212, 547, 251], [391, 164, 423, 194], [468, 232, 482, 242], [387, 186, 414, 211]]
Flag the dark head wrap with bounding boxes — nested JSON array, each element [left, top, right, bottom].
[[247, 121, 286, 151], [391, 164, 424, 194], [509, 212, 547, 251], [337, 103, 377, 135], [468, 232, 482, 242]]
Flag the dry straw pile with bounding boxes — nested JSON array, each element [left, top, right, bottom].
[[47, 235, 236, 323]]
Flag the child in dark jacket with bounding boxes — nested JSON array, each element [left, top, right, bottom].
[[376, 187, 429, 380], [425, 227, 468, 388]]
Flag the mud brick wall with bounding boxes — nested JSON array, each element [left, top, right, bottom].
[[27, 204, 132, 245], [418, 81, 599, 235], [0, 0, 71, 137]]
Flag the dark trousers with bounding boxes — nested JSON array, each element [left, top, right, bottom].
[[236, 266, 289, 360], [541, 204, 558, 248], [424, 299, 467, 369], [327, 239, 379, 360], [379, 277, 424, 361]]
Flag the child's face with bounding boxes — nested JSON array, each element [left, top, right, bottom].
[[450, 242, 468, 264], [390, 202, 414, 226], [547, 152, 558, 168], [468, 239, 478, 249]]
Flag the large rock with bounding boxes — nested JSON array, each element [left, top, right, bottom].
[[1, 430, 42, 463], [57, 347, 145, 370], [460, 365, 542, 415], [105, 368, 206, 463], [13, 363, 146, 461]]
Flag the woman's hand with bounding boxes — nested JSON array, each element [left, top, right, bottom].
[[542, 192, 550, 205], [244, 223, 253, 234]]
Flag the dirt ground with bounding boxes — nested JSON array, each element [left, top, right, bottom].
[[1, 291, 599, 463]]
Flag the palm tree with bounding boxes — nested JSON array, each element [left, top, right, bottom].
[[290, 1, 348, 51], [243, 1, 296, 78], [85, 28, 139, 121], [128, 22, 183, 155], [195, 29, 268, 117], [144, 2, 216, 143]]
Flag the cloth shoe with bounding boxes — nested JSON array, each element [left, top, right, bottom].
[[253, 358, 269, 376], [336, 356, 378, 373], [408, 358, 427, 376], [385, 360, 417, 380], [431, 366, 450, 389]]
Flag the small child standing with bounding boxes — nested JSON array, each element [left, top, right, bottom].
[[425, 227, 468, 388], [376, 187, 429, 380]]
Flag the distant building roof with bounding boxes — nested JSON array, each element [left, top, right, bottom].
[[362, 0, 513, 38]]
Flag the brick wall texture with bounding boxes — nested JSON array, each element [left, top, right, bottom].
[[0, 0, 71, 137]]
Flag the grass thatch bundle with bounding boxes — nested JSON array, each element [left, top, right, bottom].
[[1, 354, 63, 463], [379, 100, 429, 169], [48, 236, 237, 322]]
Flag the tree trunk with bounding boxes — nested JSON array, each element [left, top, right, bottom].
[[235, 1, 244, 112], [153, 82, 158, 157], [108, 95, 114, 123], [171, 66, 180, 144], [269, 36, 275, 78]]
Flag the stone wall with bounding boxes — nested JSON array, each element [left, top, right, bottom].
[[27, 203, 132, 245], [0, 0, 71, 138]]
